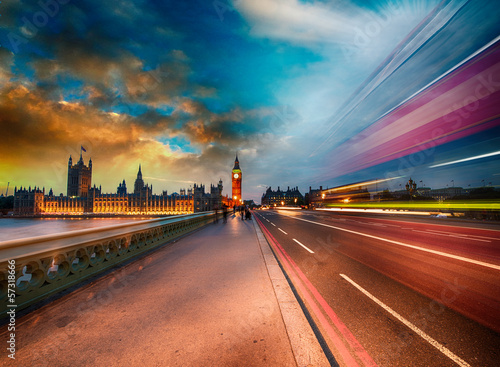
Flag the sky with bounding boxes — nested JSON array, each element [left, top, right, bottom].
[[0, 0, 499, 202]]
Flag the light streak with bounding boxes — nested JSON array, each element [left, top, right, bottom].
[[429, 151, 500, 168], [282, 214, 500, 271], [322, 177, 402, 194]]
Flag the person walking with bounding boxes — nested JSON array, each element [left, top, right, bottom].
[[223, 205, 228, 223]]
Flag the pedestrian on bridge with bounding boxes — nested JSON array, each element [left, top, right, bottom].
[[223, 205, 228, 223]]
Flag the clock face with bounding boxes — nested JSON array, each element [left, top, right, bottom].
[[234, 173, 239, 179]]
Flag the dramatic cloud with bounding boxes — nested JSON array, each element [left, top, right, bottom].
[[1, 0, 499, 200]]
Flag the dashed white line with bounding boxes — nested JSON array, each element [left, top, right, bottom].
[[340, 274, 471, 367], [425, 229, 498, 241], [412, 229, 490, 243], [293, 239, 314, 254], [271, 222, 276, 226], [278, 228, 288, 235], [469, 234, 500, 241], [383, 223, 402, 228]]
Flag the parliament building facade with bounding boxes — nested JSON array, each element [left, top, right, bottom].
[[13, 154, 228, 216]]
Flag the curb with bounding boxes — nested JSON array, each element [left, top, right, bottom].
[[252, 216, 330, 367]]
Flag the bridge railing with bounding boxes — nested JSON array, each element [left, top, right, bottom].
[[0, 212, 215, 318]]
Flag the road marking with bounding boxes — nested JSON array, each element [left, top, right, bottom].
[[255, 216, 376, 366], [383, 223, 402, 228], [365, 222, 386, 227], [340, 274, 471, 367], [282, 215, 500, 271], [449, 234, 491, 242], [278, 228, 288, 235], [425, 229, 458, 234], [293, 239, 314, 253], [412, 229, 491, 243], [425, 229, 498, 241], [271, 222, 276, 226], [470, 234, 500, 241]]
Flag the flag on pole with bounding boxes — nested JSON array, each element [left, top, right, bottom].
[[81, 146, 87, 152]]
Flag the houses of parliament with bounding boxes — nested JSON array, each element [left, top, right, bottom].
[[13, 153, 239, 216]]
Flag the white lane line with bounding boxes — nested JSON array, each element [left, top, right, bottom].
[[426, 229, 499, 241], [470, 234, 500, 241], [449, 234, 492, 242], [271, 222, 276, 226], [340, 274, 470, 367], [425, 229, 458, 234], [293, 239, 314, 254], [283, 215, 500, 271], [384, 223, 402, 228], [278, 228, 288, 235], [412, 229, 491, 243]]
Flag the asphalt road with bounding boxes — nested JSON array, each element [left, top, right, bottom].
[[254, 209, 500, 367]]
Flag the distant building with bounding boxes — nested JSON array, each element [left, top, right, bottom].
[[13, 155, 225, 216], [389, 186, 467, 201], [193, 180, 224, 212], [261, 186, 303, 206], [13, 186, 45, 216], [67, 154, 92, 197], [232, 155, 242, 204], [117, 180, 127, 195], [427, 186, 467, 201]]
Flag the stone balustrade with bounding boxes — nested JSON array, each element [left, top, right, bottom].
[[0, 212, 215, 318]]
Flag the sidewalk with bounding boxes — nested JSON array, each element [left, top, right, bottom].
[[4, 214, 328, 366]]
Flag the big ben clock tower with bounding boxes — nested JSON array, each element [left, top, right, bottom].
[[232, 155, 242, 204]]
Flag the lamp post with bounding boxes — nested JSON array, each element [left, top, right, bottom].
[[405, 178, 417, 201]]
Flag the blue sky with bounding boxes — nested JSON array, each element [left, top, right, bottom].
[[1, 0, 499, 201]]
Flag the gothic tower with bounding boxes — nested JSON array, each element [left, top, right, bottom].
[[67, 152, 92, 197], [134, 164, 145, 194], [231, 155, 242, 203]]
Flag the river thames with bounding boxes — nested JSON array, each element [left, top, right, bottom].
[[0, 217, 151, 242]]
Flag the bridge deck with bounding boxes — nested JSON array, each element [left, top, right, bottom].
[[3, 214, 327, 366]]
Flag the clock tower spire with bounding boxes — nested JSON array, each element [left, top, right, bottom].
[[232, 155, 242, 204]]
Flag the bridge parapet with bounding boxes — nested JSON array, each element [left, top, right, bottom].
[[0, 212, 214, 318]]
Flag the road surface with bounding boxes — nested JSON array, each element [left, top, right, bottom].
[[254, 209, 500, 367]]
